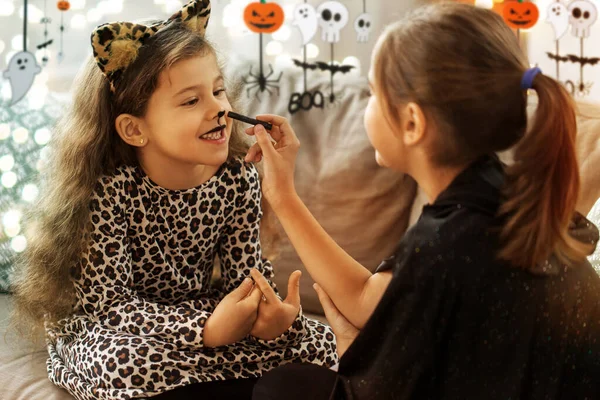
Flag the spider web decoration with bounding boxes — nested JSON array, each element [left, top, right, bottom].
[[0, 95, 65, 293]]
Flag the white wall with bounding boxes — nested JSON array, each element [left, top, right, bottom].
[[527, 0, 600, 103]]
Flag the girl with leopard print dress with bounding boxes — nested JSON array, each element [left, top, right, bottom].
[[10, 1, 337, 399]]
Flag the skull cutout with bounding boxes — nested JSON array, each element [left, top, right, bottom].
[[316, 1, 349, 43], [354, 12, 372, 43], [568, 0, 598, 38]]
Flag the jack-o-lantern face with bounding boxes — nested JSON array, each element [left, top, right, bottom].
[[57, 0, 70, 11], [503, 0, 539, 29], [244, 1, 285, 34]]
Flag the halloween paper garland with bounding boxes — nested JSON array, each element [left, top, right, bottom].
[[503, 0, 540, 30], [57, 0, 70, 62], [38, 0, 53, 66], [244, 0, 284, 33], [354, 0, 372, 43], [2, 0, 42, 106], [293, 1, 318, 45], [316, 1, 349, 43], [547, 0, 569, 79], [319, 44, 354, 104], [288, 0, 355, 113], [545, 0, 598, 97], [503, 0, 540, 43], [569, 0, 597, 37], [243, 0, 284, 99], [289, 0, 324, 114], [316, 1, 354, 104]]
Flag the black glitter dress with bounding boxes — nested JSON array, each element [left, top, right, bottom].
[[255, 155, 600, 400]]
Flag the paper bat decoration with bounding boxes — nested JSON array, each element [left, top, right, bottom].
[[315, 62, 355, 74], [546, 52, 600, 66], [292, 59, 318, 70], [37, 39, 54, 50]]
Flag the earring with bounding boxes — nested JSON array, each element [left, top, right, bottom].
[[140, 138, 144, 144]]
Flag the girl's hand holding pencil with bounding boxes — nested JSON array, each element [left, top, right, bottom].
[[244, 114, 300, 211]]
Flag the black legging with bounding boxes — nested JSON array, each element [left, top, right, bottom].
[[252, 363, 338, 400], [149, 377, 258, 399], [147, 363, 338, 399]]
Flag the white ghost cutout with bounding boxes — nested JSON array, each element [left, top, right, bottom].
[[568, 0, 598, 38], [316, 1, 349, 43], [354, 12, 372, 43], [3, 51, 41, 106], [546, 2, 570, 40], [293, 3, 318, 46]]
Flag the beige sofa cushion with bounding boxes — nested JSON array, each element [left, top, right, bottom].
[[235, 65, 417, 314], [574, 101, 600, 216], [573, 101, 600, 268], [0, 295, 72, 399]]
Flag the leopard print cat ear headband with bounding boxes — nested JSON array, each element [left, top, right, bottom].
[[91, 0, 211, 92]]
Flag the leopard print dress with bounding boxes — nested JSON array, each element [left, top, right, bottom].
[[46, 159, 338, 400]]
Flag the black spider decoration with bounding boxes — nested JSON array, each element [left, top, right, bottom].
[[243, 32, 283, 99]]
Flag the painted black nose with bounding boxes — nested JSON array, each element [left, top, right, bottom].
[[217, 110, 226, 118]]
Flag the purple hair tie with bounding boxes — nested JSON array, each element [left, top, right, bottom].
[[521, 67, 542, 90]]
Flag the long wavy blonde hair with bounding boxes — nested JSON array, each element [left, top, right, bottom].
[[10, 23, 273, 337]]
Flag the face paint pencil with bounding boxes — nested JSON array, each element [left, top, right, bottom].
[[227, 111, 273, 131]]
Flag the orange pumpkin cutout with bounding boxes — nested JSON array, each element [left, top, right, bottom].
[[57, 0, 70, 11], [244, 0, 285, 34], [503, 0, 539, 30]]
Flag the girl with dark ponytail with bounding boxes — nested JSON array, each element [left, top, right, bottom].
[[248, 3, 600, 399]]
